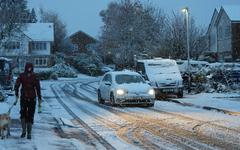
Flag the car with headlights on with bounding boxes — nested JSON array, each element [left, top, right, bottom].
[[97, 70, 155, 106]]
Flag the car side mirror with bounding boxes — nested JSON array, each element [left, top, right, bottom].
[[104, 81, 111, 86]]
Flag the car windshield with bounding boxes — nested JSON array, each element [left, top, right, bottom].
[[115, 74, 145, 84]]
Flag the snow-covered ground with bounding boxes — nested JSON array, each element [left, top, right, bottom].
[[0, 74, 239, 150], [173, 92, 240, 112]]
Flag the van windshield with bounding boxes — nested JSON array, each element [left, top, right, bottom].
[[146, 62, 178, 74], [115, 74, 145, 84], [148, 62, 175, 67]]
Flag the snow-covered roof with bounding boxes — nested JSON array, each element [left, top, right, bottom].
[[0, 57, 12, 61], [23, 23, 54, 41], [222, 6, 240, 21], [109, 70, 140, 76], [207, 9, 219, 34], [137, 58, 176, 65]]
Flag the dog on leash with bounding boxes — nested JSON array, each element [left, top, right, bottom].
[[0, 104, 13, 139], [0, 113, 11, 139]]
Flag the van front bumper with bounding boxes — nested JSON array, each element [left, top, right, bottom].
[[154, 87, 183, 94]]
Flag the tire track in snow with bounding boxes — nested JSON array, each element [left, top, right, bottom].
[[66, 82, 222, 150], [78, 80, 240, 134], [50, 84, 116, 150], [62, 83, 163, 150]]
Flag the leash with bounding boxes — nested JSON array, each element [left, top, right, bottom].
[[7, 103, 15, 115]]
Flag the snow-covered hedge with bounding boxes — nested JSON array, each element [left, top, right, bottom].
[[69, 53, 103, 76], [51, 63, 77, 78], [34, 63, 77, 80], [188, 62, 240, 93], [35, 69, 55, 80]]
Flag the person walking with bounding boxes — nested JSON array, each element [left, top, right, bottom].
[[14, 62, 42, 139]]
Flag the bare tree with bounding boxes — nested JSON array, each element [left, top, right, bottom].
[[0, 0, 29, 48], [161, 11, 207, 59], [40, 8, 67, 53]]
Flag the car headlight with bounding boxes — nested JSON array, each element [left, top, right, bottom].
[[148, 89, 155, 95], [116, 89, 125, 96]]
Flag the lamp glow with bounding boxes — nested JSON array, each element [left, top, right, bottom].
[[148, 89, 155, 95], [116, 89, 125, 95]]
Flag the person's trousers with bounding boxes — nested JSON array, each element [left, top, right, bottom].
[[20, 98, 36, 124]]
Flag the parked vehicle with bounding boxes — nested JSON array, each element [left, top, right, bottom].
[[136, 58, 183, 98], [0, 57, 13, 90], [97, 70, 155, 106], [176, 60, 210, 74], [101, 66, 114, 73]]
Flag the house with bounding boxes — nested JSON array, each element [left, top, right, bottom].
[[0, 23, 54, 68], [69, 30, 97, 53], [207, 6, 240, 62]]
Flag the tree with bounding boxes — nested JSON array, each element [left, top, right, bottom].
[[29, 8, 37, 23], [99, 0, 166, 67], [0, 0, 29, 48], [161, 12, 207, 59], [40, 8, 67, 53]]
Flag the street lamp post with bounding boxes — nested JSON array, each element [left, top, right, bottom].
[[182, 7, 191, 93]]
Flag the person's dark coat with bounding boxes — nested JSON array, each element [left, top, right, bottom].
[[15, 63, 41, 99]]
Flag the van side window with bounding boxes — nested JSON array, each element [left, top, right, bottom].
[[136, 62, 146, 74], [103, 74, 112, 83]]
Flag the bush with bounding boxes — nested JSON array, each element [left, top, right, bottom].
[[49, 72, 58, 80], [51, 63, 77, 78], [68, 53, 103, 76], [35, 70, 55, 80]]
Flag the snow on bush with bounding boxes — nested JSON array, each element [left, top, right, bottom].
[[51, 63, 77, 78], [34, 63, 77, 80], [189, 62, 240, 93], [70, 53, 103, 76]]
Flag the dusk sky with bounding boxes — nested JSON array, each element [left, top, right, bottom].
[[28, 0, 240, 38]]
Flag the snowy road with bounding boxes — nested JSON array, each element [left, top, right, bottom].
[[0, 75, 240, 150]]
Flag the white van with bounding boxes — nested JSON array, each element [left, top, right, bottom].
[[136, 58, 183, 98]]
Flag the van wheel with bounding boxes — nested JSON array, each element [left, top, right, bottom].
[[97, 90, 105, 104], [177, 91, 183, 98], [110, 93, 116, 106]]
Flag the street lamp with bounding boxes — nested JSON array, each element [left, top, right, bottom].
[[182, 7, 191, 93]]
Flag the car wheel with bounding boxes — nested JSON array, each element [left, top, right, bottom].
[[97, 90, 105, 104], [110, 93, 116, 106], [177, 91, 183, 98], [148, 103, 154, 107]]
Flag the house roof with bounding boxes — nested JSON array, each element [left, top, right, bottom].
[[69, 30, 97, 43], [23, 23, 54, 41], [222, 5, 240, 21], [207, 9, 219, 34]]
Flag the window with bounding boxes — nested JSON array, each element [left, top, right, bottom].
[[136, 62, 145, 74], [4, 42, 20, 49], [103, 74, 112, 83], [115, 74, 145, 84], [35, 59, 39, 65], [30, 42, 47, 50], [34, 58, 48, 67]]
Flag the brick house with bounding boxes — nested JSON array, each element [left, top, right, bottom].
[[69, 30, 97, 53], [207, 6, 240, 61], [0, 23, 54, 69]]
